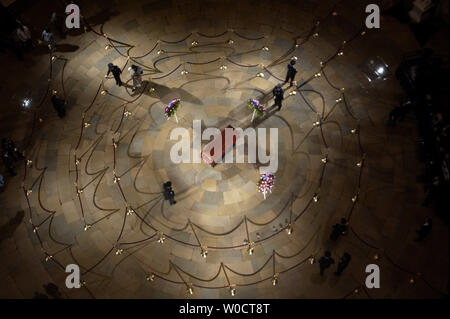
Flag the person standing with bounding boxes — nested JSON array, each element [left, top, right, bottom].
[[272, 83, 284, 111], [43, 283, 62, 299], [0, 173, 4, 192], [105, 63, 123, 87], [13, 141, 23, 162], [41, 28, 55, 51], [318, 251, 334, 276], [415, 218, 433, 242], [330, 218, 348, 241], [2, 138, 23, 162], [284, 60, 297, 87], [51, 91, 66, 118], [168, 188, 176, 205], [129, 64, 143, 92], [50, 12, 66, 39], [163, 181, 172, 200], [9, 32, 24, 61], [1, 150, 16, 176], [15, 22, 32, 51], [335, 253, 351, 276]]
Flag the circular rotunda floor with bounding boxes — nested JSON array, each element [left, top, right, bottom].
[[0, 0, 448, 299]]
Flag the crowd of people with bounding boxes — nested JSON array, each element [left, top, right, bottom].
[[395, 49, 449, 221], [0, 6, 66, 60], [417, 98, 449, 216], [105, 58, 297, 111]]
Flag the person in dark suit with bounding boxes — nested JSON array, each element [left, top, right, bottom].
[[330, 218, 348, 241], [318, 251, 334, 276], [1, 150, 16, 176], [168, 189, 176, 205], [272, 83, 284, 111], [51, 91, 66, 118], [43, 283, 62, 299], [415, 218, 432, 242], [0, 173, 4, 192], [2, 138, 23, 162], [284, 60, 297, 87], [106, 63, 122, 86], [163, 181, 172, 200], [335, 253, 351, 276]]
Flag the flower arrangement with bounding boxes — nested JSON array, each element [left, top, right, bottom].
[[164, 98, 181, 122], [257, 173, 275, 199], [248, 99, 264, 116], [248, 99, 264, 122]]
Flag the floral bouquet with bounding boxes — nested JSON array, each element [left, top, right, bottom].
[[164, 98, 181, 123], [248, 99, 264, 122], [257, 173, 275, 200]]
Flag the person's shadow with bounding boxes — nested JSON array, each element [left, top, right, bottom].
[[67, 7, 120, 37], [32, 292, 49, 299], [125, 80, 204, 105], [32, 43, 80, 56], [0, 211, 24, 244], [43, 283, 62, 299], [54, 44, 79, 53]]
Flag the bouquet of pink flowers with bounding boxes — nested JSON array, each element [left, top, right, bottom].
[[164, 98, 181, 121], [257, 173, 275, 199]]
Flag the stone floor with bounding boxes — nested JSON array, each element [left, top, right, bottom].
[[0, 0, 448, 299]]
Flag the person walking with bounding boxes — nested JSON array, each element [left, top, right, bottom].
[[51, 91, 66, 118], [415, 218, 433, 242], [284, 60, 297, 87], [272, 83, 284, 111], [129, 64, 143, 92], [335, 253, 351, 276], [41, 28, 55, 51], [318, 251, 334, 276], [105, 63, 123, 87], [330, 218, 348, 241]]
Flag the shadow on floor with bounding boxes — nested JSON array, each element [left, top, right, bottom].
[[76, 9, 121, 36], [126, 80, 204, 105], [0, 210, 24, 244], [32, 43, 80, 56]]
